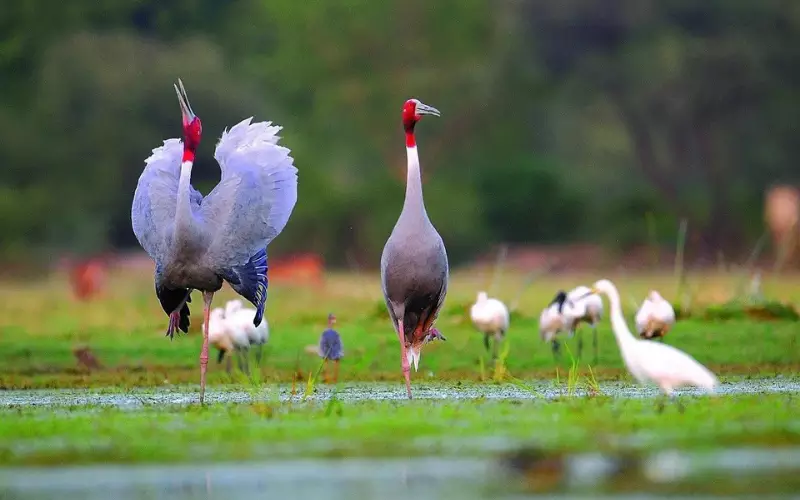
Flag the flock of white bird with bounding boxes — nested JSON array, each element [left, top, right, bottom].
[[202, 277, 714, 402], [203, 299, 269, 374], [470, 278, 718, 400]]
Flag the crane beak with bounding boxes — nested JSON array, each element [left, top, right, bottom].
[[415, 101, 441, 117], [174, 78, 196, 125]]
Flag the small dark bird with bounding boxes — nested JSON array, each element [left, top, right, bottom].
[[318, 313, 343, 383]]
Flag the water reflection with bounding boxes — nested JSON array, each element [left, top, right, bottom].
[[1, 447, 799, 499]]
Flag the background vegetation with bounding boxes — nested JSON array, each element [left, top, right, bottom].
[[1, 0, 799, 266]]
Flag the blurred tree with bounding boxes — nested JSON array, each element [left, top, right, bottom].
[[0, 0, 797, 266], [1, 33, 277, 253], [523, 0, 800, 253]]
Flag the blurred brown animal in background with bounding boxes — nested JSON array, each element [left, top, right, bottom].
[[268, 253, 324, 285], [765, 185, 800, 268], [70, 257, 107, 301], [73, 346, 101, 371]]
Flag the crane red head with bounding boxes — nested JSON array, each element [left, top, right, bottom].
[[402, 98, 440, 148], [174, 79, 202, 161]]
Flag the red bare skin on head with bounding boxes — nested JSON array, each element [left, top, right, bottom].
[[181, 117, 202, 163], [402, 99, 420, 148]]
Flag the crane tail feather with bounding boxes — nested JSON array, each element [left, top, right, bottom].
[[220, 249, 269, 327], [155, 286, 191, 335]]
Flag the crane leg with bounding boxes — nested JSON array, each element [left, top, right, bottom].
[[491, 334, 499, 362], [255, 344, 263, 366], [576, 329, 584, 360], [397, 320, 412, 400], [483, 333, 490, 352], [199, 291, 214, 405], [551, 339, 560, 359], [225, 354, 232, 375]]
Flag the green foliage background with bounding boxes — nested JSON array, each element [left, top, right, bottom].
[[1, 0, 798, 265]]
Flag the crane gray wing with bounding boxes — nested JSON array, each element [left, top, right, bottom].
[[131, 138, 203, 260], [200, 118, 298, 268]]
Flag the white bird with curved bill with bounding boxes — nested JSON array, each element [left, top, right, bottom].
[[224, 299, 269, 370], [470, 291, 510, 361], [539, 286, 603, 364], [635, 290, 676, 341], [203, 307, 250, 374], [577, 279, 718, 411]]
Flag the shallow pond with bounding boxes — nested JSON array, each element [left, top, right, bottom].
[[1, 447, 799, 499], [1, 377, 798, 407]]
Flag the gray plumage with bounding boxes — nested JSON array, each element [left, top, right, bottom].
[[380, 99, 449, 399], [130, 80, 297, 404], [131, 95, 297, 333], [319, 328, 344, 360]]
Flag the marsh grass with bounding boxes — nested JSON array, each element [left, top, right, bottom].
[[0, 269, 797, 389], [0, 392, 796, 466]]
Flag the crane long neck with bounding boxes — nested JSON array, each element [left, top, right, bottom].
[[605, 286, 637, 349], [174, 149, 196, 240], [403, 143, 427, 219]]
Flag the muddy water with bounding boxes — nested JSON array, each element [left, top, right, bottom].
[[0, 447, 798, 499], [1, 378, 798, 407]]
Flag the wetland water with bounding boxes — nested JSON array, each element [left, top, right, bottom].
[[1, 378, 799, 407], [1, 379, 798, 498], [1, 448, 799, 499]]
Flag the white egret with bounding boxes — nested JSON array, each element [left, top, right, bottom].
[[580, 279, 718, 410], [539, 286, 603, 363], [470, 291, 510, 361], [635, 290, 676, 341]]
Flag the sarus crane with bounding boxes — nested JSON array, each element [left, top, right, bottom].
[[380, 98, 449, 400], [131, 79, 298, 404]]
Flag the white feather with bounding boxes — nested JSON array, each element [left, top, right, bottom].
[[470, 291, 510, 334], [225, 300, 269, 346], [539, 285, 603, 342], [201, 118, 298, 267], [635, 290, 676, 337]]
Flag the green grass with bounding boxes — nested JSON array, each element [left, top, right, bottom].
[[0, 391, 796, 466], [0, 269, 798, 470], [0, 270, 798, 389]]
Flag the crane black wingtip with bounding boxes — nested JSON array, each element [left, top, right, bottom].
[[220, 249, 268, 327]]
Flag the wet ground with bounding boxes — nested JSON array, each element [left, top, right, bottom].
[[1, 448, 799, 499], [1, 377, 798, 407], [2, 380, 798, 498]]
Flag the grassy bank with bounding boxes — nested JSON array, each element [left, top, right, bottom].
[[0, 270, 798, 389]]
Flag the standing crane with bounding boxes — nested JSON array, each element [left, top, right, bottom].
[[131, 79, 298, 404], [470, 291, 510, 361], [380, 98, 449, 400]]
